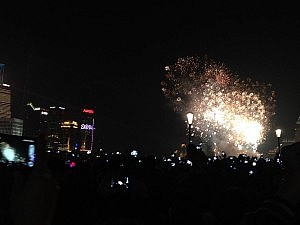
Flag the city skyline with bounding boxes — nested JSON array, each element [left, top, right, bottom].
[[0, 4, 300, 156]]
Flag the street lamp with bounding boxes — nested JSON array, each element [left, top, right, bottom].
[[275, 128, 282, 156], [187, 112, 194, 144]]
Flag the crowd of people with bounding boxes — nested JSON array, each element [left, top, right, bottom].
[[1, 135, 300, 225]]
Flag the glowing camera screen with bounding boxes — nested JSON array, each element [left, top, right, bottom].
[[0, 133, 36, 167]]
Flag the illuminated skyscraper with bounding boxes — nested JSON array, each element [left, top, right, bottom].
[[0, 64, 11, 118], [60, 120, 79, 152], [46, 106, 70, 151], [0, 64, 23, 135], [79, 109, 95, 153]]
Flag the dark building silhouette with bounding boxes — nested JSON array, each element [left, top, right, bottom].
[[295, 116, 300, 142]]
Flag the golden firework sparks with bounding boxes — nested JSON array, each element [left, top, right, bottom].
[[161, 55, 276, 156]]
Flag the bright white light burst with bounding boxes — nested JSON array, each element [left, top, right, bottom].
[[161, 55, 276, 156]]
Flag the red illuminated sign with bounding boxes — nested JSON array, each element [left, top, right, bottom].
[[83, 109, 94, 114]]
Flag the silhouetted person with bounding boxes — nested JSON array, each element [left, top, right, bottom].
[[239, 141, 300, 225], [9, 133, 60, 225], [186, 143, 208, 170]]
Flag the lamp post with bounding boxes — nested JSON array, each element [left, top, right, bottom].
[[187, 112, 194, 144], [275, 128, 282, 156]]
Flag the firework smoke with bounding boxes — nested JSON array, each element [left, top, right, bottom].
[[161, 55, 276, 156]]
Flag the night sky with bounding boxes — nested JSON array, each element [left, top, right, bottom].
[[0, 3, 299, 156]]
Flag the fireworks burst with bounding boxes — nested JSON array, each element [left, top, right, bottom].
[[161, 55, 276, 156]]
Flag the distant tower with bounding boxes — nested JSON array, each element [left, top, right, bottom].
[[47, 106, 67, 151], [0, 64, 11, 118], [0, 64, 23, 135], [79, 108, 95, 153]]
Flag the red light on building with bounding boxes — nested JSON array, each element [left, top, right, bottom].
[[83, 109, 94, 114]]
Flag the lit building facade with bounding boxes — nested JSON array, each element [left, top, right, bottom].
[[0, 64, 23, 135], [0, 117, 23, 136], [60, 120, 79, 152], [0, 84, 11, 118], [46, 106, 68, 151], [79, 109, 95, 153], [24, 103, 94, 153]]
